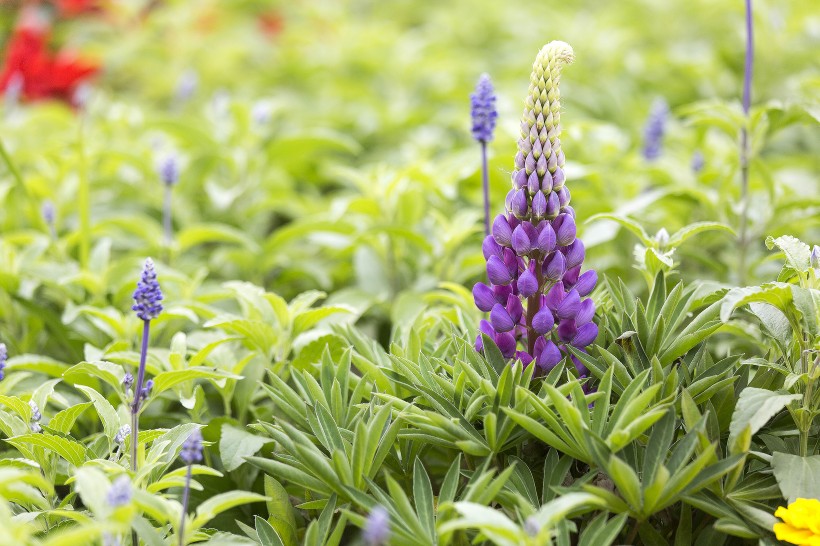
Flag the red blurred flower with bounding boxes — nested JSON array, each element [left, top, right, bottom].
[[55, 0, 102, 17], [0, 17, 98, 104], [258, 11, 284, 38]]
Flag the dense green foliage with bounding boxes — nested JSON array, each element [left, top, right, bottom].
[[0, 0, 818, 545]]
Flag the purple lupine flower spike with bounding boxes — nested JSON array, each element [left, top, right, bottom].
[[691, 150, 705, 173], [115, 424, 131, 447], [472, 73, 498, 236], [363, 506, 390, 546], [642, 98, 669, 161], [473, 41, 598, 377], [42, 201, 57, 239], [156, 154, 180, 246], [179, 428, 203, 546], [0, 343, 6, 381]]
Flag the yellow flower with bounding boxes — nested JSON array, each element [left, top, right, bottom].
[[774, 498, 820, 546]]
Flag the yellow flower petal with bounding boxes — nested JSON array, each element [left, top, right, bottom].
[[775, 523, 816, 545]]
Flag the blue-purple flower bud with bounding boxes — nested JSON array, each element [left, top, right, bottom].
[[545, 282, 565, 311], [563, 239, 585, 269], [517, 268, 539, 298], [811, 245, 820, 273], [574, 270, 597, 296], [511, 189, 529, 219], [532, 307, 555, 335], [691, 150, 704, 173], [544, 251, 566, 281], [473, 283, 496, 313], [487, 255, 513, 285], [556, 289, 581, 320], [471, 74, 497, 143], [575, 298, 595, 325], [180, 428, 203, 465], [512, 225, 533, 256], [492, 215, 513, 247], [490, 304, 515, 333], [546, 191, 561, 219], [554, 214, 576, 247], [115, 424, 131, 446], [132, 258, 163, 321], [140, 379, 153, 401], [573, 322, 599, 347], [157, 153, 180, 186], [536, 223, 556, 254], [536, 339, 562, 370], [482, 235, 503, 261], [29, 400, 42, 433], [531, 191, 547, 219]]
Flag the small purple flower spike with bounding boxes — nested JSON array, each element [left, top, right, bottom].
[[473, 42, 598, 377], [106, 475, 133, 508], [642, 98, 669, 161], [29, 400, 42, 433], [471, 74, 497, 144], [0, 343, 6, 381], [691, 150, 705, 173], [115, 424, 131, 446], [180, 429, 204, 465], [157, 153, 180, 187], [811, 245, 820, 275], [363, 505, 390, 546], [132, 258, 163, 322]]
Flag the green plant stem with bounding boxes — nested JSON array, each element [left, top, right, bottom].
[[737, 0, 754, 286], [800, 335, 813, 457], [481, 141, 490, 236], [179, 464, 193, 546], [0, 137, 25, 189], [626, 519, 640, 544]]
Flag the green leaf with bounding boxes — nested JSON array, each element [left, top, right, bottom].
[[413, 458, 435, 541], [771, 452, 820, 503], [667, 222, 735, 247], [720, 283, 794, 323], [766, 235, 812, 272], [177, 223, 260, 252], [63, 361, 125, 392], [220, 424, 268, 472], [153, 367, 242, 395], [6, 433, 87, 467], [255, 516, 286, 546], [192, 491, 269, 529], [49, 402, 93, 434], [728, 388, 800, 449], [75, 385, 121, 444]]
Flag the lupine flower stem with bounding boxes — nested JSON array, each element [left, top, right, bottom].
[[131, 319, 150, 471], [179, 464, 193, 546], [471, 74, 497, 236], [738, 0, 754, 285]]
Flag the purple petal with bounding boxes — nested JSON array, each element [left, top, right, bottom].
[[527, 172, 540, 195], [531, 191, 547, 219], [495, 332, 517, 358], [544, 251, 566, 281], [492, 215, 513, 247], [575, 270, 598, 297], [557, 320, 578, 343], [516, 350, 534, 367], [537, 340, 562, 370], [512, 225, 533, 256], [482, 235, 503, 261], [536, 223, 556, 254], [564, 239, 586, 269], [545, 282, 565, 311], [554, 213, 576, 246], [562, 265, 581, 287], [573, 322, 599, 347], [487, 256, 513, 285], [557, 186, 571, 207], [506, 294, 524, 324], [511, 189, 529, 219], [513, 169, 527, 189], [493, 284, 513, 305], [546, 192, 560, 219], [490, 304, 515, 332], [532, 306, 555, 334], [557, 289, 581, 320], [517, 268, 538, 298], [552, 167, 565, 189], [473, 283, 495, 312], [575, 298, 595, 325]]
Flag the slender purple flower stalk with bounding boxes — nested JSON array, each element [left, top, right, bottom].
[[738, 0, 754, 284], [130, 258, 163, 471], [363, 506, 390, 546], [471, 74, 498, 235], [179, 428, 203, 546], [642, 98, 669, 161], [157, 154, 180, 246], [0, 342, 6, 381], [473, 42, 598, 379], [42, 201, 56, 239]]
